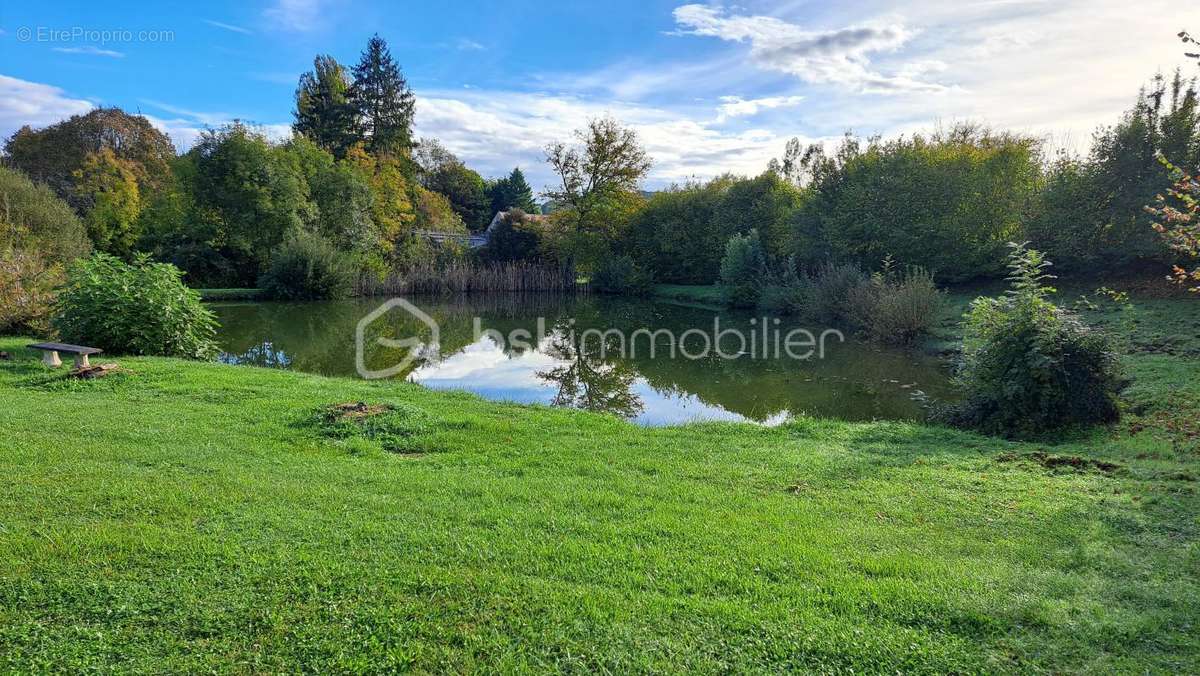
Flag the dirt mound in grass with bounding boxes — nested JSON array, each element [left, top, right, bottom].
[[310, 401, 437, 454], [997, 450, 1122, 475], [324, 401, 394, 421]]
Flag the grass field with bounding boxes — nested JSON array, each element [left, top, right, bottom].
[[1, 291, 1198, 672]]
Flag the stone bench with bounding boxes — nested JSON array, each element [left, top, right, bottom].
[[27, 342, 103, 369]]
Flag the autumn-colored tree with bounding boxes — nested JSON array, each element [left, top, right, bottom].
[[3, 107, 174, 212], [415, 138, 491, 230], [1147, 155, 1200, 291], [73, 148, 143, 257], [0, 166, 90, 333], [346, 146, 417, 245]]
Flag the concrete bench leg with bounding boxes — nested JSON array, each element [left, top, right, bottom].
[[42, 350, 62, 368], [73, 354, 91, 369]]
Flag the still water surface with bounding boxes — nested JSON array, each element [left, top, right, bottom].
[[210, 295, 953, 426]]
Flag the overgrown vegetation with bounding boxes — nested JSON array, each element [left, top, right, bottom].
[[717, 239, 945, 345], [719, 229, 768, 307], [1147, 153, 1200, 291], [845, 261, 944, 344], [357, 260, 573, 295], [308, 400, 436, 454], [591, 255, 654, 296], [0, 167, 90, 334], [259, 232, 355, 301], [938, 244, 1123, 437], [53, 253, 218, 359], [791, 125, 1038, 282]]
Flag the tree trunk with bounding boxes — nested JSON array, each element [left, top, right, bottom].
[[562, 255, 576, 293]]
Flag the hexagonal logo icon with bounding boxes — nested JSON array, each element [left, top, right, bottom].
[[355, 297, 440, 379]]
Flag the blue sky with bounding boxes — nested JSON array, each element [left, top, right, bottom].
[[1, 1, 1198, 189]]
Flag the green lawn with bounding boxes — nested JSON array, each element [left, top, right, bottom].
[[1, 293, 1198, 672]]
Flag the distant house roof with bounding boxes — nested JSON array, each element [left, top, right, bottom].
[[484, 209, 547, 235], [416, 210, 546, 250]]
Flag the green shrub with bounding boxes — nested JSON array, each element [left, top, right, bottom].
[[938, 244, 1122, 437], [758, 256, 809, 315], [54, 253, 218, 359], [805, 262, 867, 322], [481, 209, 542, 263], [0, 249, 60, 335], [720, 229, 767, 307], [591, 255, 654, 295], [259, 232, 354, 300], [845, 261, 945, 344]]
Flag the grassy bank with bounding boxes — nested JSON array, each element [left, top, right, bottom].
[[1, 293, 1198, 672], [195, 288, 263, 302], [652, 283, 726, 306]]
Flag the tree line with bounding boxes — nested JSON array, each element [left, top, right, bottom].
[[1, 34, 537, 298], [2, 33, 1199, 333], [611, 69, 1200, 290]]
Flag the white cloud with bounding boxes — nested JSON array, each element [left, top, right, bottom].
[[264, 0, 323, 32], [0, 74, 94, 142], [51, 46, 125, 58], [203, 19, 253, 35], [456, 38, 485, 51], [413, 90, 815, 190], [716, 95, 805, 122], [672, 4, 946, 93]]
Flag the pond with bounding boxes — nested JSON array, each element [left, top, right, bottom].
[[210, 295, 954, 426]]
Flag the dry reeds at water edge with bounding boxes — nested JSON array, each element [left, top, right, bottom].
[[355, 261, 585, 295]]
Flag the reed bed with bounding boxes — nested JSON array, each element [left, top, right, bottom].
[[355, 261, 585, 295]]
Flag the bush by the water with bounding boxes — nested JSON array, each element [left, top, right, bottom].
[[805, 262, 868, 323], [758, 257, 809, 315], [939, 244, 1122, 437], [591, 255, 654, 295], [259, 233, 355, 300], [846, 261, 945, 344], [756, 257, 942, 345], [53, 253, 218, 359], [720, 229, 767, 307]]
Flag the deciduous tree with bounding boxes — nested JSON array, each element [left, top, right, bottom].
[[294, 55, 359, 157], [73, 148, 143, 257], [3, 107, 174, 213], [544, 117, 651, 282]]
